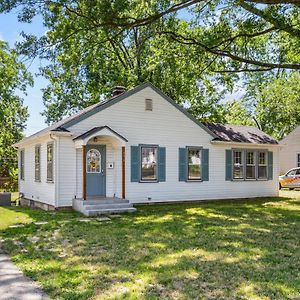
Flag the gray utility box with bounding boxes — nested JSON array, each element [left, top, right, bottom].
[[0, 192, 11, 206]]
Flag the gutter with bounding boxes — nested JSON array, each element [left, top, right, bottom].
[[13, 131, 73, 148], [210, 140, 282, 148]]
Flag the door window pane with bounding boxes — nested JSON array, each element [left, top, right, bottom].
[[233, 150, 244, 179], [246, 151, 256, 179], [188, 148, 201, 180], [87, 149, 101, 173], [141, 147, 157, 180]]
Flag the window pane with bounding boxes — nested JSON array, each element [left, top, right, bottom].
[[47, 144, 53, 181], [298, 154, 300, 167], [246, 151, 256, 179], [258, 151, 267, 179], [141, 147, 157, 180], [233, 151, 244, 179], [87, 149, 101, 173], [188, 148, 201, 180], [258, 166, 267, 178], [35, 146, 40, 181]]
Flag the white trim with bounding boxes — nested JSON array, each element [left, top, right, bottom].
[[74, 127, 126, 148], [211, 140, 281, 147]]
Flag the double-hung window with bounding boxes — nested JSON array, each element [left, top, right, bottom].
[[20, 150, 25, 180], [188, 147, 202, 180], [297, 153, 300, 167], [246, 151, 256, 179], [141, 146, 158, 181], [258, 151, 268, 179], [47, 143, 54, 182], [232, 149, 268, 180], [233, 150, 244, 179], [35, 145, 41, 182]]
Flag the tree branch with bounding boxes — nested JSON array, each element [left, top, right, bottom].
[[160, 31, 300, 69]]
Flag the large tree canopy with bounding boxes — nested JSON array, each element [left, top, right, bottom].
[[0, 41, 32, 178], [0, 0, 299, 133]]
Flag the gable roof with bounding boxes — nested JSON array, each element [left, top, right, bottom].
[[14, 82, 217, 146], [73, 126, 128, 142], [203, 122, 278, 145]]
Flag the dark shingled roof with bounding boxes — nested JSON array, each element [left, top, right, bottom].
[[203, 122, 278, 145]]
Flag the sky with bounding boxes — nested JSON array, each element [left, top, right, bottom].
[[0, 11, 48, 136], [0, 8, 244, 137]]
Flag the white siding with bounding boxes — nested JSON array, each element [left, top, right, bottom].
[[19, 86, 279, 207], [280, 126, 300, 174], [18, 137, 56, 206], [56, 86, 279, 204]]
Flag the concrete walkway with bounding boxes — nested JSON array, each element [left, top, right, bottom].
[[0, 254, 49, 300]]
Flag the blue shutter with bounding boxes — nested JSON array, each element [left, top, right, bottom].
[[131, 146, 140, 182], [158, 147, 166, 182], [202, 149, 209, 181], [179, 148, 187, 181], [225, 150, 233, 181], [268, 151, 273, 180]]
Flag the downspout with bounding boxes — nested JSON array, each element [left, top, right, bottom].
[[50, 133, 59, 208]]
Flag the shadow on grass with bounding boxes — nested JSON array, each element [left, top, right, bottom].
[[1, 195, 300, 299]]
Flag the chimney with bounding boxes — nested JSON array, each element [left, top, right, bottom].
[[112, 86, 126, 97]]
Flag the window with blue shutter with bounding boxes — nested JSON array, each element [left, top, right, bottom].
[[158, 147, 166, 182], [227, 149, 273, 181], [131, 146, 140, 182], [131, 145, 165, 182]]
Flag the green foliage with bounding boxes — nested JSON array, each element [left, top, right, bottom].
[[0, 41, 32, 178], [1, 0, 299, 126], [255, 72, 300, 139], [223, 99, 256, 126]]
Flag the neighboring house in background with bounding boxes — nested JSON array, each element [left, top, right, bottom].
[[280, 126, 300, 174], [13, 83, 280, 215]]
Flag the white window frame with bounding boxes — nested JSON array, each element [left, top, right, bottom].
[[47, 143, 54, 182], [35, 145, 41, 182], [187, 146, 202, 181], [246, 150, 256, 180], [232, 149, 268, 181], [140, 145, 158, 182], [233, 149, 244, 180], [258, 151, 268, 180]]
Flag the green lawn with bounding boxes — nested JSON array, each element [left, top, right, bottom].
[[0, 191, 299, 300]]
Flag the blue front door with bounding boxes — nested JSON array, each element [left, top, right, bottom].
[[86, 145, 106, 197]]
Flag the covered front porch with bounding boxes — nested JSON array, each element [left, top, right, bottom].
[[72, 126, 135, 215]]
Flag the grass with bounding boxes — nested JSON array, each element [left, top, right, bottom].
[[0, 191, 300, 299]]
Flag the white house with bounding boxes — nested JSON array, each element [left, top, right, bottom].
[[280, 126, 300, 174], [13, 83, 280, 215]]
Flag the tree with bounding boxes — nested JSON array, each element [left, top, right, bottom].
[[0, 41, 32, 180], [255, 72, 300, 139], [0, 0, 299, 125], [223, 99, 255, 126]]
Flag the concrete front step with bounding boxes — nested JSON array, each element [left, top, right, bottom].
[[72, 198, 136, 216], [82, 199, 130, 205], [86, 207, 137, 216], [84, 203, 134, 210]]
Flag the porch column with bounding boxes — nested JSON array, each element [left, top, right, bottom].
[[122, 146, 125, 199], [82, 145, 87, 200]]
